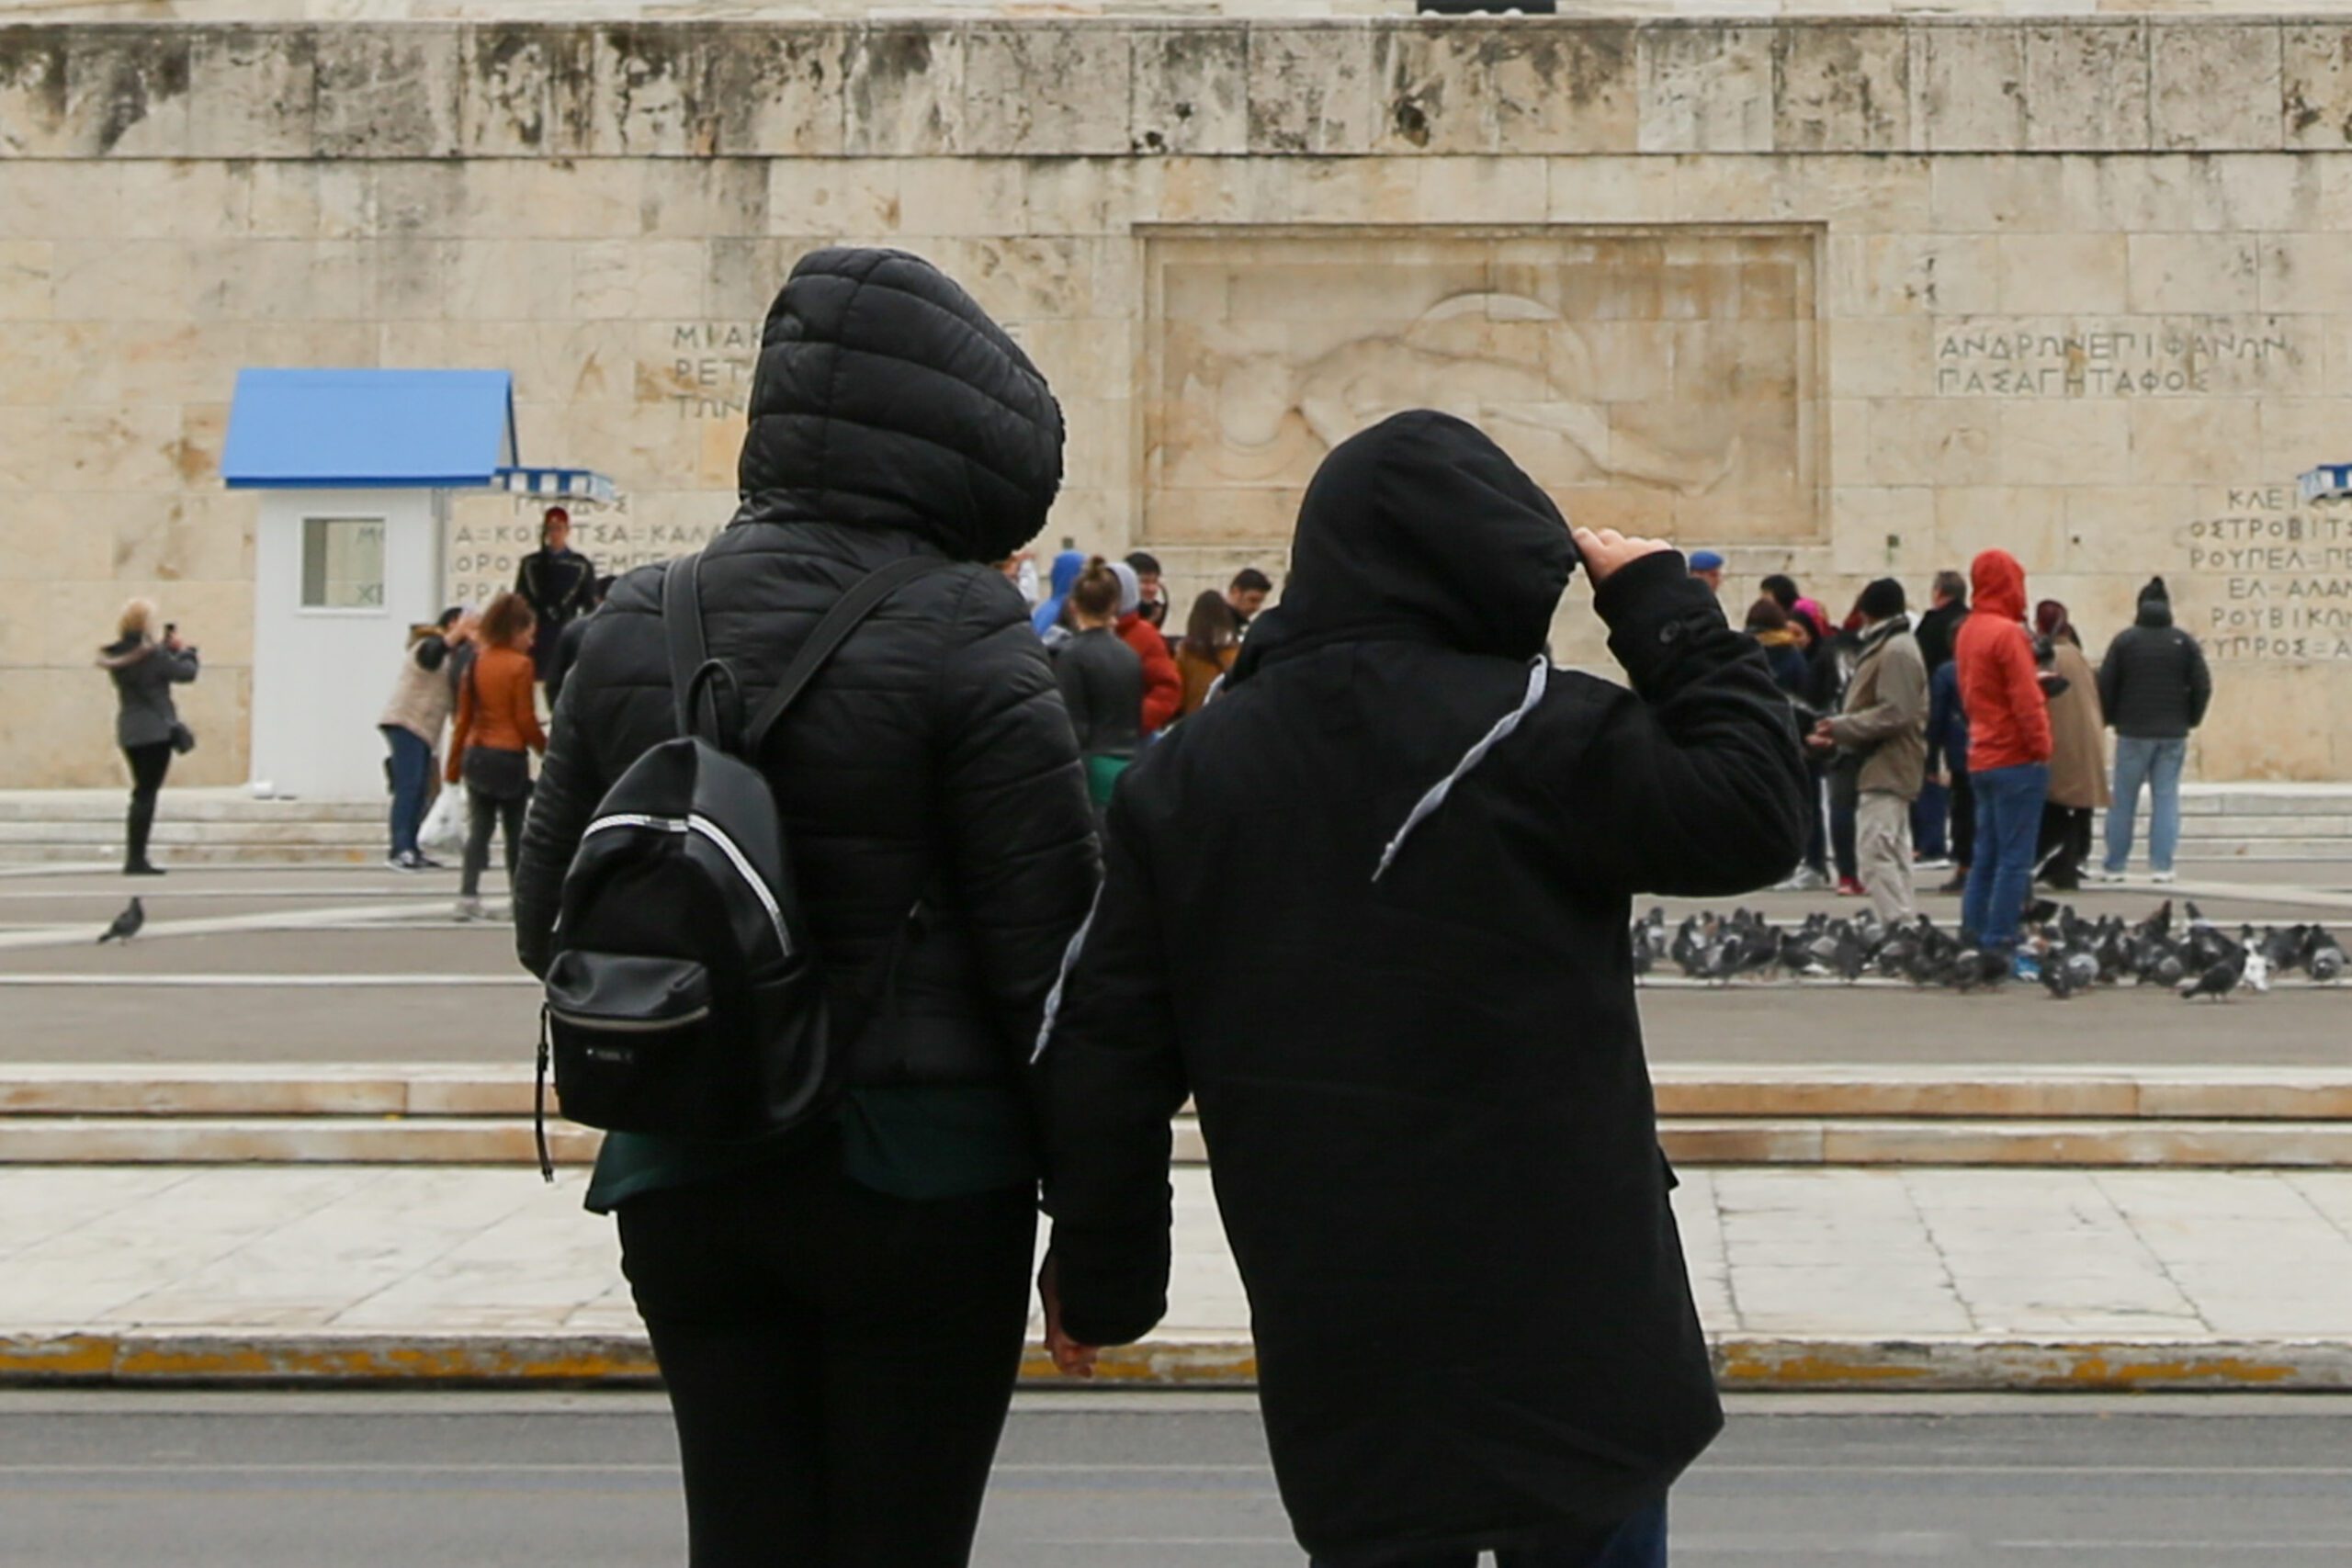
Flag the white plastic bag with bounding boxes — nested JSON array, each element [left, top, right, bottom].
[[419, 784, 469, 858]]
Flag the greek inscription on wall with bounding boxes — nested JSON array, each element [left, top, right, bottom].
[[654, 322, 758, 421], [444, 496, 719, 607], [2179, 487, 2352, 662], [1933, 319, 2312, 398]]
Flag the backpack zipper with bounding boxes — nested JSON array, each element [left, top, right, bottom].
[[548, 1004, 714, 1032], [582, 812, 790, 957]]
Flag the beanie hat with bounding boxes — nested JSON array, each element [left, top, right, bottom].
[[1857, 577, 1906, 621], [1687, 549, 1724, 572], [2140, 575, 2169, 606]]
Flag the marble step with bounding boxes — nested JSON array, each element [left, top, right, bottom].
[[6, 1066, 2349, 1122], [3, 1114, 2350, 1168]]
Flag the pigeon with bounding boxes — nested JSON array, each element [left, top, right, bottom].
[[2242, 950, 2271, 995], [96, 897, 144, 944], [2041, 947, 2100, 1000], [2180, 949, 2246, 1002]]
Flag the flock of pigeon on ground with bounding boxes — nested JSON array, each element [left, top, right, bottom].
[[1634, 899, 2347, 1001]]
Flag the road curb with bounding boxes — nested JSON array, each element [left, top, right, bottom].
[[3, 1331, 2346, 1392]]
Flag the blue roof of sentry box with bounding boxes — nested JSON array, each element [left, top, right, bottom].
[[221, 369, 518, 489]]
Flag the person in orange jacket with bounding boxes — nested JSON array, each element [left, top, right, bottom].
[[1953, 548, 2053, 978], [1110, 560, 1181, 735]]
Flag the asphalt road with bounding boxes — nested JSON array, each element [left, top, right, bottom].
[[0, 1393, 2346, 1566]]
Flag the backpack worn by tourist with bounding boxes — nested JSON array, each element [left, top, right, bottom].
[[533, 552, 939, 1176]]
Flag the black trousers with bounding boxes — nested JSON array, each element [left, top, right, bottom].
[[617, 1145, 1037, 1568], [1948, 768, 1975, 871], [2037, 803, 2094, 889], [458, 786, 526, 897], [122, 741, 172, 867]]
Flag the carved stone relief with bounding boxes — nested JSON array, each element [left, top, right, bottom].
[[1142, 227, 1820, 547]]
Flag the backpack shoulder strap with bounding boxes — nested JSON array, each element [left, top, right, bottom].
[[744, 555, 943, 757], [662, 553, 709, 739]]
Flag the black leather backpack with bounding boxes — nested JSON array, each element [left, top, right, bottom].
[[533, 551, 940, 1174]]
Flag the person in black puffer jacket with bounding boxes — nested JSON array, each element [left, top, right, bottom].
[[514, 248, 1099, 1568], [1035, 413, 1809, 1568], [2094, 576, 2212, 881]]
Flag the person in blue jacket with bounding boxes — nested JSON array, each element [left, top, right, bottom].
[[1031, 549, 1087, 640]]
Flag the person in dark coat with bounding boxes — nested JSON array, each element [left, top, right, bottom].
[[97, 597, 199, 877], [1743, 596, 1811, 696], [514, 248, 1099, 1568], [1049, 558, 1146, 818], [2094, 576, 2212, 883], [514, 505, 598, 690], [540, 574, 611, 713], [1925, 656, 1974, 895], [1908, 570, 1968, 863], [1035, 412, 1809, 1568]]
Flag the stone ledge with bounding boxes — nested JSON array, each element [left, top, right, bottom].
[[2, 18, 2342, 162], [2, 1327, 2345, 1391]]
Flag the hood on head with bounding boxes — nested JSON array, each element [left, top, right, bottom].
[[735, 247, 1065, 562], [1231, 412, 1576, 683], [1108, 560, 1144, 617], [1970, 549, 2028, 621], [1048, 550, 1086, 596], [2137, 575, 2173, 627]]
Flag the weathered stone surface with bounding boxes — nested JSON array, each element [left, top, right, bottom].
[[2153, 22, 2280, 152], [1371, 24, 1492, 156], [187, 28, 311, 158], [1917, 24, 2026, 152], [315, 27, 459, 159], [1246, 25, 1375, 155], [458, 24, 595, 157], [1493, 26, 1636, 156], [708, 28, 844, 157], [2283, 24, 2352, 152], [2024, 23, 2149, 152], [1774, 25, 1909, 155], [844, 25, 962, 157], [1639, 25, 1773, 154], [965, 25, 1132, 157], [1131, 26, 1246, 157]]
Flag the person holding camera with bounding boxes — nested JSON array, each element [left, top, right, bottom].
[[97, 599, 199, 878]]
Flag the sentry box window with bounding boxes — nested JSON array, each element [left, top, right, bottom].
[[300, 516, 387, 610]]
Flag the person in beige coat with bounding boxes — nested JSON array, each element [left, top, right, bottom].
[[1810, 579, 1928, 925], [2035, 601, 2110, 892]]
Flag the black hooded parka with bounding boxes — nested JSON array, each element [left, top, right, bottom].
[[1036, 412, 1809, 1566], [516, 249, 1100, 1126]]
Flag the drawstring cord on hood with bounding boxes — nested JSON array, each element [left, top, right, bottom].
[[1372, 657, 1550, 884]]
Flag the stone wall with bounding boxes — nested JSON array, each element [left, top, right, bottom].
[[7, 17, 2352, 785]]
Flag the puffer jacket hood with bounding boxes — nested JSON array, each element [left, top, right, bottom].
[[1971, 548, 2028, 624], [2136, 594, 2175, 628], [1231, 412, 1577, 684], [736, 247, 1064, 563]]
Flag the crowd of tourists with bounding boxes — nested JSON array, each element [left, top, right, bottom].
[[1709, 552, 2214, 981]]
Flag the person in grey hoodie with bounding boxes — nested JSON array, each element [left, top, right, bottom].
[[97, 598, 200, 877], [2094, 577, 2211, 883]]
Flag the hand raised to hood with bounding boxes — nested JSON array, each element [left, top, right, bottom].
[[1570, 527, 1673, 587]]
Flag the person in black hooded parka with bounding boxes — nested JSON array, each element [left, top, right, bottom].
[[1035, 412, 1809, 1568], [514, 249, 1099, 1567]]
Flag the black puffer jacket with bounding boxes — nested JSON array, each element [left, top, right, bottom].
[[1037, 413, 1809, 1566], [516, 249, 1100, 1089], [2098, 588, 2212, 740]]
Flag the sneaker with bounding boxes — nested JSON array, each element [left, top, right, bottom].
[[454, 897, 485, 922], [1914, 855, 1953, 873], [1837, 876, 1866, 897], [2011, 951, 2041, 983], [412, 853, 445, 871], [1773, 866, 1831, 893], [2151, 870, 2177, 885], [1937, 873, 1969, 895], [2088, 867, 2127, 885]]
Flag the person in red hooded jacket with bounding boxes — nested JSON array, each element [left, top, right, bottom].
[[1111, 560, 1182, 735], [1953, 548, 2054, 977]]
